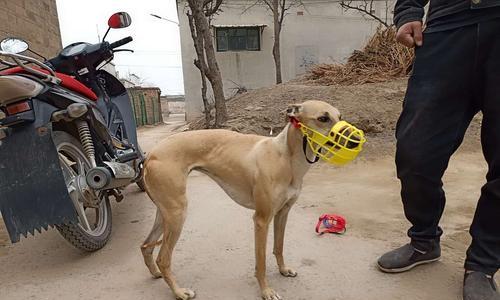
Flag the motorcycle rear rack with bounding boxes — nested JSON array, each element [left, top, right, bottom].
[[0, 51, 61, 84]]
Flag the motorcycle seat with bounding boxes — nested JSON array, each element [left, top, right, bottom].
[[0, 66, 98, 101]]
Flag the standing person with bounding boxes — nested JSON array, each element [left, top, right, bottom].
[[377, 0, 500, 299]]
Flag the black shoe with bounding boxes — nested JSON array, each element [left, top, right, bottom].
[[377, 243, 441, 273], [463, 271, 500, 300]]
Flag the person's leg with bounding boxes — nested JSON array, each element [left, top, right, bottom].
[[379, 24, 480, 272], [465, 18, 500, 278]]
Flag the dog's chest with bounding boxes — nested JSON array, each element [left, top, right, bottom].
[[286, 185, 301, 201], [275, 183, 301, 210]]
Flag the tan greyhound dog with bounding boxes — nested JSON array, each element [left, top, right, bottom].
[[140, 100, 362, 300]]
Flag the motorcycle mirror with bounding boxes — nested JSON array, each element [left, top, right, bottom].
[[108, 12, 132, 29], [0, 38, 29, 54]]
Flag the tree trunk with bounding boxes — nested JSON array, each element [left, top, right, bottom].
[[199, 69, 211, 128], [272, 0, 282, 84], [188, 12, 212, 128], [188, 0, 227, 127]]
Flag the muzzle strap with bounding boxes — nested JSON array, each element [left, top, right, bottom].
[[303, 136, 320, 164]]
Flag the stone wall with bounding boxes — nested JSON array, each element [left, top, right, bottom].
[[160, 95, 186, 116], [0, 0, 62, 58]]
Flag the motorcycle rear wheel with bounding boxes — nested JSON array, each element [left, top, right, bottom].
[[53, 131, 112, 252]]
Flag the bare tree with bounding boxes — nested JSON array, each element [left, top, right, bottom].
[[255, 0, 303, 84], [181, 0, 227, 128], [339, 0, 392, 27]]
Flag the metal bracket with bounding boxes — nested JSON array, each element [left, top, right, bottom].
[[0, 51, 61, 84]]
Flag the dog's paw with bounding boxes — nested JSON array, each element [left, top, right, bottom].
[[151, 271, 163, 279], [279, 267, 298, 278], [262, 288, 282, 300], [174, 288, 196, 300]]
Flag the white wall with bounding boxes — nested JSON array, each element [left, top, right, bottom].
[[178, 0, 394, 121]]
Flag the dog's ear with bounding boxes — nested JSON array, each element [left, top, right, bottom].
[[286, 104, 302, 118]]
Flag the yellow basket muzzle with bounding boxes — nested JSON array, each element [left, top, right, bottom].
[[299, 120, 366, 166]]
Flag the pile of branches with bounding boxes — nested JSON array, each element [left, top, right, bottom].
[[306, 26, 414, 85]]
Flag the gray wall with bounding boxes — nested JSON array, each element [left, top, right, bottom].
[[178, 0, 394, 121]]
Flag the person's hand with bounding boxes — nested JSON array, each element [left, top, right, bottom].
[[396, 21, 423, 48]]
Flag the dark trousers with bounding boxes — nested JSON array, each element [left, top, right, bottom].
[[396, 19, 500, 276]]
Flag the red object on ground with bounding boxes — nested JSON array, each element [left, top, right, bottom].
[[0, 66, 98, 101], [315, 214, 347, 235]]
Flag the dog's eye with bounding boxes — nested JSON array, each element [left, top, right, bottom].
[[317, 116, 330, 123]]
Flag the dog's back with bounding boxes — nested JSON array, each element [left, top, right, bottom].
[[146, 129, 266, 175]]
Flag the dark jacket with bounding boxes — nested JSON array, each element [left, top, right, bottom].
[[394, 0, 500, 28]]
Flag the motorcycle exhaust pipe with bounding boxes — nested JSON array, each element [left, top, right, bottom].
[[86, 167, 112, 190], [86, 162, 136, 190]]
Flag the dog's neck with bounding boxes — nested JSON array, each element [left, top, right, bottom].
[[274, 123, 312, 181]]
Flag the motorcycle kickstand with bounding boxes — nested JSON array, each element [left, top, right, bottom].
[[107, 189, 124, 203]]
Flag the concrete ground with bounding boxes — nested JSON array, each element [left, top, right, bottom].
[[0, 116, 498, 300]]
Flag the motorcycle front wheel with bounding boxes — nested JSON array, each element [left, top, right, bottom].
[[53, 131, 112, 252]]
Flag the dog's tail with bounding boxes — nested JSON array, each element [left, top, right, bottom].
[[141, 208, 164, 249], [140, 207, 164, 278]]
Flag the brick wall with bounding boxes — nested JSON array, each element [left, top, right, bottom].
[[128, 88, 163, 127], [0, 0, 62, 58]]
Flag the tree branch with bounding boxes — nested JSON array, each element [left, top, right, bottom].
[[241, 0, 261, 15], [204, 0, 223, 16], [340, 0, 389, 27], [260, 0, 275, 13]]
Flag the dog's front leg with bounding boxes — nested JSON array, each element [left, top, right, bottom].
[[254, 212, 281, 300], [273, 202, 298, 278]]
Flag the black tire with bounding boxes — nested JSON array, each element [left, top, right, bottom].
[[56, 200, 112, 252], [53, 131, 112, 252]]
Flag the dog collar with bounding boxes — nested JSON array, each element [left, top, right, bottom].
[[289, 117, 301, 129]]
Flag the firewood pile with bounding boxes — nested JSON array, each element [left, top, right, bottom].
[[306, 27, 414, 85]]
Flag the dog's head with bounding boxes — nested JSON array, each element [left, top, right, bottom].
[[286, 100, 342, 136], [286, 100, 365, 165]]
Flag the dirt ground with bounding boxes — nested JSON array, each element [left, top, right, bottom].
[[0, 114, 497, 300], [191, 80, 483, 157]]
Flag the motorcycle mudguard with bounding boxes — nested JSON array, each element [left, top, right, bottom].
[[111, 92, 139, 147], [96, 70, 140, 149], [0, 122, 77, 243]]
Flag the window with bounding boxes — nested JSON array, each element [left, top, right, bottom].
[[216, 27, 261, 52]]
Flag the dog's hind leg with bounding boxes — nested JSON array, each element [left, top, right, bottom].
[[156, 199, 195, 300], [273, 201, 298, 278], [141, 208, 164, 278]]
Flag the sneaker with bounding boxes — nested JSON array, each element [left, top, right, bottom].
[[463, 271, 500, 300], [377, 243, 441, 273]]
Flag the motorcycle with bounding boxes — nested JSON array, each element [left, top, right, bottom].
[[0, 12, 145, 251]]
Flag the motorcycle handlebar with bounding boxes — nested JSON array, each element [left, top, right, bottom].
[[109, 36, 133, 50]]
